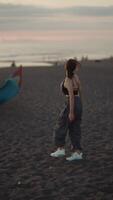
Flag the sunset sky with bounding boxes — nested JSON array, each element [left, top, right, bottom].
[[0, 0, 113, 59]]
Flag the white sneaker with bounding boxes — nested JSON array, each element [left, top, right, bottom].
[[66, 152, 83, 161], [50, 148, 65, 157]]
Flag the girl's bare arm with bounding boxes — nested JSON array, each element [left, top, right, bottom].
[[65, 78, 75, 121]]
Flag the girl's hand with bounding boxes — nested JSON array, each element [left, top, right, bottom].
[[69, 113, 75, 122]]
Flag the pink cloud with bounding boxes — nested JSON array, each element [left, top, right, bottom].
[[0, 30, 113, 42]]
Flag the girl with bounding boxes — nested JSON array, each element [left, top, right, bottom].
[[50, 59, 83, 161]]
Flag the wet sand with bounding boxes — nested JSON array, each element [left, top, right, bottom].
[[0, 60, 113, 200]]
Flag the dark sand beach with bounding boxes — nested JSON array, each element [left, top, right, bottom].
[[0, 60, 113, 200]]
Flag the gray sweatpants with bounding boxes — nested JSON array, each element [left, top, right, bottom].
[[54, 96, 82, 150]]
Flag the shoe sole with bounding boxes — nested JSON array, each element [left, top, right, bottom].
[[50, 154, 65, 158], [66, 157, 83, 161]]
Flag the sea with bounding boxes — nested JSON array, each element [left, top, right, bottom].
[[0, 40, 112, 68]]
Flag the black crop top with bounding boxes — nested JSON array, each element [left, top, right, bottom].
[[61, 81, 79, 96]]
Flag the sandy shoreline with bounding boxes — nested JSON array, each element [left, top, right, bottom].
[[0, 61, 113, 200]]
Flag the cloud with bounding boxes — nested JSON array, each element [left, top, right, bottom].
[[64, 6, 113, 16], [1, 30, 113, 42], [0, 3, 113, 18], [0, 4, 113, 32]]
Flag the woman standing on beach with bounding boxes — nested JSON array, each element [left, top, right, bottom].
[[50, 59, 83, 161]]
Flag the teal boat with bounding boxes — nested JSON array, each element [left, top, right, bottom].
[[0, 66, 22, 104]]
